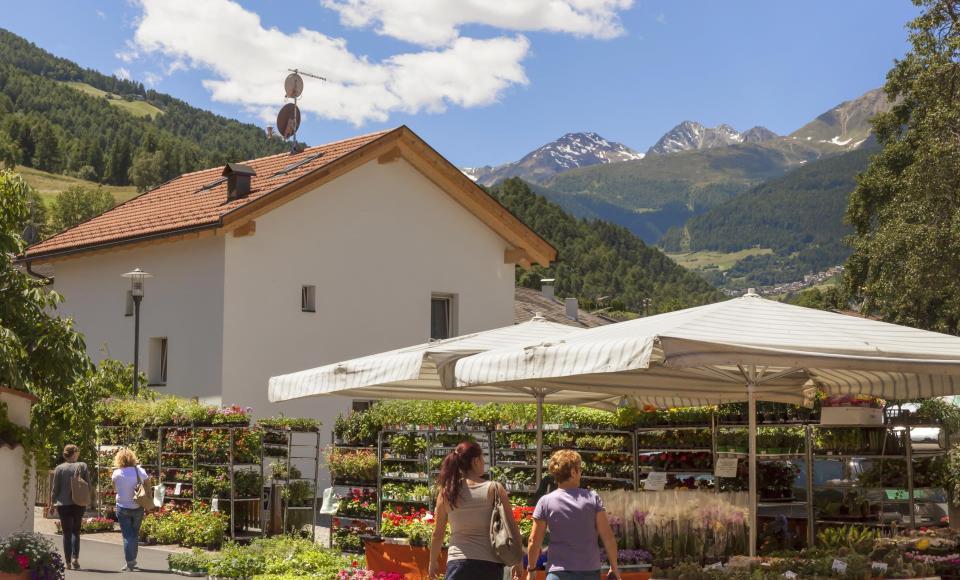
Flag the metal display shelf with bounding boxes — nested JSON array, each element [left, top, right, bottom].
[[261, 427, 321, 541]]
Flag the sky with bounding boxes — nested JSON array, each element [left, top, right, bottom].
[[3, 0, 920, 167]]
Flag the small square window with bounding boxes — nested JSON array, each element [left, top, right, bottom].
[[148, 337, 168, 386], [124, 291, 133, 317], [301, 285, 316, 312], [352, 400, 375, 414]]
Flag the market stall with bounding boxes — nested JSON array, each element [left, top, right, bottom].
[[456, 291, 960, 555]]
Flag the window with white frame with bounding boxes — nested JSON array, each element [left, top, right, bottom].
[[430, 294, 457, 340], [148, 337, 168, 386], [301, 285, 316, 312]]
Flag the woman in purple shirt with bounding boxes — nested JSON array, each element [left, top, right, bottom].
[[526, 450, 621, 580]]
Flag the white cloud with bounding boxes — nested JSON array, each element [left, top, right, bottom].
[[655, 12, 666, 24], [321, 0, 634, 47], [115, 67, 131, 80], [143, 72, 162, 86], [96, 9, 107, 19], [115, 40, 140, 63], [127, 0, 629, 125]]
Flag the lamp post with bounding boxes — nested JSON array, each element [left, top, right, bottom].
[[122, 268, 153, 397]]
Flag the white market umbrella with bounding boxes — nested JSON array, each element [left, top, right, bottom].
[[268, 316, 627, 480], [455, 291, 960, 555]]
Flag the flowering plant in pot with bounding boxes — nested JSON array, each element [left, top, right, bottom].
[[0, 532, 64, 580]]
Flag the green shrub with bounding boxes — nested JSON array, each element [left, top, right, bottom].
[[167, 549, 212, 574]]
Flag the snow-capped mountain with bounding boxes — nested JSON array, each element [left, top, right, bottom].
[[646, 122, 779, 156], [788, 88, 888, 149], [463, 132, 644, 187]]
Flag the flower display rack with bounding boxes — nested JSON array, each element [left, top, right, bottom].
[[494, 427, 637, 501], [96, 424, 264, 540], [327, 434, 380, 554], [261, 426, 321, 541]]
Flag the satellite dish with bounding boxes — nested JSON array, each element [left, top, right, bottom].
[[284, 73, 304, 99], [276, 103, 301, 139]]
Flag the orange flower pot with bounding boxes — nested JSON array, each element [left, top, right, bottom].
[[364, 540, 446, 580], [0, 571, 30, 580]]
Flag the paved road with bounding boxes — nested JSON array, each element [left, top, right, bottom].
[[43, 535, 174, 579]]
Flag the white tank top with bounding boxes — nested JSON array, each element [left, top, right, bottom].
[[446, 480, 498, 563]]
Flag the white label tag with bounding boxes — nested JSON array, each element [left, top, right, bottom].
[[704, 562, 722, 570], [645, 472, 668, 491], [543, 423, 560, 430], [871, 562, 888, 572], [211, 497, 219, 512], [832, 559, 847, 573], [174, 483, 182, 496], [715, 457, 739, 478], [783, 572, 798, 579]]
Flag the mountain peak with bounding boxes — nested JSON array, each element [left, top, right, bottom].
[[646, 121, 749, 156], [788, 88, 889, 148], [463, 132, 643, 187], [741, 126, 779, 143]]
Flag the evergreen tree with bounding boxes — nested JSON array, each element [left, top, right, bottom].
[[844, 0, 960, 333]]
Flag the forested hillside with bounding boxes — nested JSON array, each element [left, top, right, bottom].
[[539, 140, 825, 243], [660, 144, 878, 287], [490, 178, 722, 313], [0, 28, 286, 188]]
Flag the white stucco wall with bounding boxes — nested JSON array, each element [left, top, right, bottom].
[[46, 236, 226, 401], [221, 158, 516, 484]]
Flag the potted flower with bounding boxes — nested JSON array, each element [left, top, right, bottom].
[[0, 532, 65, 580]]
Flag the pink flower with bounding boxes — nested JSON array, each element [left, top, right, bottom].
[[16, 554, 29, 570]]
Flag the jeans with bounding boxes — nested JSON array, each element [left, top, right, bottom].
[[116, 507, 144, 566], [547, 571, 602, 580], [57, 504, 84, 560], [444, 559, 505, 580]]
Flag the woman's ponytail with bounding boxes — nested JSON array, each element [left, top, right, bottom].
[[436, 441, 483, 508]]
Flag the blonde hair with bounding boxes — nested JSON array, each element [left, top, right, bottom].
[[113, 448, 139, 469], [548, 449, 582, 484]]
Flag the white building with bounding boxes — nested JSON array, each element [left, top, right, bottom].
[[22, 127, 554, 482]]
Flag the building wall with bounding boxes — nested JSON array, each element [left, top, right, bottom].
[[47, 235, 226, 401], [221, 157, 516, 483]]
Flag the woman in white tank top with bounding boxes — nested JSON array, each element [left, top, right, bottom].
[[429, 441, 523, 580]]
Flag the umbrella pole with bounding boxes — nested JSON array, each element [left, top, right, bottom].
[[535, 389, 545, 484], [748, 381, 758, 557]]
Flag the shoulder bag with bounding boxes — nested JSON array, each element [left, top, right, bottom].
[[133, 467, 158, 511], [489, 481, 523, 565], [70, 463, 91, 507]]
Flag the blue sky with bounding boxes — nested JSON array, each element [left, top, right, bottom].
[[3, 0, 918, 167]]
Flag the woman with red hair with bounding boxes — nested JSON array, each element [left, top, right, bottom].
[[428, 440, 523, 580]]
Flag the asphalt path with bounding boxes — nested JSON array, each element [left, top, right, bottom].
[[42, 535, 175, 579]]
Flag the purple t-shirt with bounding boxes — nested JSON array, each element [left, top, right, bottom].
[[533, 488, 604, 572]]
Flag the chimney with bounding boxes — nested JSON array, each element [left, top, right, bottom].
[[565, 297, 579, 322], [541, 278, 555, 301], [222, 163, 257, 200]]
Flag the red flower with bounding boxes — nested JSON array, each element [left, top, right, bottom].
[[16, 554, 29, 570]]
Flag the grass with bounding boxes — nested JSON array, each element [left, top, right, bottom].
[[16, 165, 139, 206], [62, 81, 164, 119], [667, 248, 773, 272]]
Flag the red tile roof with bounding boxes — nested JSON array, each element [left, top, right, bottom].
[[24, 129, 394, 259]]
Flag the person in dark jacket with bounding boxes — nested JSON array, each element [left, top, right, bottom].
[[50, 444, 90, 570]]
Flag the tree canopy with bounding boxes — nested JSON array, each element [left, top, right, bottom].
[[49, 185, 115, 233], [844, 0, 960, 333]]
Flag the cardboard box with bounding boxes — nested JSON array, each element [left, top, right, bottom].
[[820, 407, 884, 425]]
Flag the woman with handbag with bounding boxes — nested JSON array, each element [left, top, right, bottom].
[[526, 450, 621, 580], [429, 441, 524, 580], [50, 444, 90, 570], [112, 448, 150, 572]]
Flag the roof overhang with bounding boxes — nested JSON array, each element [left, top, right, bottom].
[[19, 126, 556, 268]]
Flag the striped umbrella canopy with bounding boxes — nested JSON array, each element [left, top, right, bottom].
[[454, 291, 960, 555], [268, 316, 624, 408]]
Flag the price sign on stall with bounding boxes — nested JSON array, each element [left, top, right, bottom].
[[645, 471, 668, 491], [714, 457, 739, 478], [832, 559, 847, 574]]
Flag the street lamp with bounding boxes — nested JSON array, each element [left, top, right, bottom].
[[122, 268, 153, 397]]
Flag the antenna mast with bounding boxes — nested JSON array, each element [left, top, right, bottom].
[[276, 69, 326, 152]]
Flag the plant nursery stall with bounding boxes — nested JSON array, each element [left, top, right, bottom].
[[94, 398, 321, 546], [272, 293, 960, 578], [323, 398, 958, 577]]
